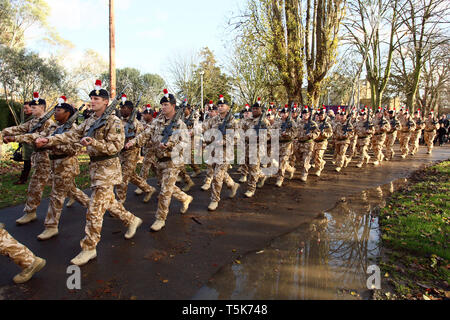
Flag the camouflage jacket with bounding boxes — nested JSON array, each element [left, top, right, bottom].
[[424, 118, 440, 132], [296, 118, 320, 142], [45, 113, 125, 187]]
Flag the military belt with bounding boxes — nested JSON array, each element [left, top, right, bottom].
[[315, 138, 328, 142], [49, 154, 69, 161], [357, 136, 368, 139], [89, 153, 119, 163], [157, 157, 172, 162], [374, 132, 384, 136], [425, 130, 435, 132], [299, 139, 313, 143], [337, 138, 349, 141]]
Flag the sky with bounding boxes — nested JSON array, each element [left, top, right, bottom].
[[27, 0, 243, 79]]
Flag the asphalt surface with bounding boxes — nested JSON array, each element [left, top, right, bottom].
[[0, 144, 449, 299]]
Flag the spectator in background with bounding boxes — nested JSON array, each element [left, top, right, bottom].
[[14, 102, 33, 185]]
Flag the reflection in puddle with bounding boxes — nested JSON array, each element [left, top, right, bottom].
[[194, 178, 408, 300]]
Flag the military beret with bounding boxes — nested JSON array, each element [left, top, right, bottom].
[[160, 89, 177, 105], [252, 97, 262, 109], [31, 92, 46, 106], [55, 103, 75, 117], [89, 80, 109, 99], [217, 95, 229, 106]]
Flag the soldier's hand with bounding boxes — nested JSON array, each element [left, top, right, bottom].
[[81, 137, 93, 146], [4, 136, 15, 143], [35, 137, 48, 148], [159, 142, 167, 149], [125, 141, 134, 149]]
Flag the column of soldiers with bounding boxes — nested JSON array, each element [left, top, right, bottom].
[[0, 83, 442, 284]]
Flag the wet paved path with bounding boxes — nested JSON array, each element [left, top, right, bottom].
[[1, 145, 449, 299]]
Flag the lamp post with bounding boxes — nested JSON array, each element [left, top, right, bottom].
[[200, 70, 205, 120]]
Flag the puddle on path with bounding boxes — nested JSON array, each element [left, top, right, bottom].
[[193, 178, 409, 300]]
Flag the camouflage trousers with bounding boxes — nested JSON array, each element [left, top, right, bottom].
[[24, 151, 51, 214], [371, 133, 387, 163], [81, 185, 137, 251], [335, 140, 350, 169], [293, 141, 315, 179], [0, 226, 35, 269], [140, 150, 158, 181], [180, 149, 201, 179], [424, 131, 436, 153], [312, 140, 328, 174], [384, 131, 397, 160], [203, 165, 214, 186], [211, 163, 236, 202], [277, 142, 294, 182], [116, 148, 156, 203], [347, 136, 358, 159], [409, 130, 422, 155], [45, 174, 89, 229], [239, 164, 248, 178], [246, 155, 262, 193], [155, 161, 191, 221], [356, 137, 371, 166], [397, 131, 412, 157]]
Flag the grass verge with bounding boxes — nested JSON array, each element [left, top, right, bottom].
[[376, 161, 449, 300]]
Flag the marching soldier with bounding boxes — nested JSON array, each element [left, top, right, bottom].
[[201, 103, 219, 191], [273, 105, 297, 187], [384, 107, 400, 161], [409, 110, 425, 156], [125, 89, 193, 232], [312, 107, 333, 177], [0, 223, 46, 284], [202, 95, 240, 211], [397, 110, 416, 158], [240, 98, 271, 197], [346, 109, 359, 164], [292, 106, 320, 182], [178, 104, 200, 192], [135, 105, 159, 195], [35, 80, 143, 266], [354, 108, 375, 168], [8, 99, 90, 240], [371, 107, 391, 166], [333, 109, 353, 172], [423, 111, 440, 154], [2, 92, 52, 225], [238, 104, 252, 183], [116, 95, 156, 204]]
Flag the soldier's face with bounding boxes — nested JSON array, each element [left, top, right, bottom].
[[302, 113, 310, 120], [252, 107, 261, 117], [218, 103, 229, 116], [319, 114, 325, 121], [209, 110, 218, 117], [120, 106, 131, 118], [31, 104, 45, 117], [23, 104, 32, 115], [54, 107, 70, 123], [161, 102, 175, 116], [281, 112, 288, 120], [91, 96, 108, 112]]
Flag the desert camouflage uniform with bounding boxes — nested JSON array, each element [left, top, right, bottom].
[[131, 115, 190, 222], [346, 116, 359, 161], [179, 115, 202, 179], [14, 122, 90, 229], [273, 117, 297, 183], [423, 118, 440, 154], [398, 116, 416, 157], [0, 223, 35, 269], [293, 117, 320, 180], [409, 117, 425, 155], [116, 117, 156, 203], [240, 116, 272, 193], [312, 117, 333, 175], [201, 115, 239, 202], [384, 115, 400, 160], [355, 119, 375, 167], [2, 117, 53, 215], [371, 116, 391, 164], [45, 113, 139, 251], [139, 121, 159, 181], [333, 120, 353, 170]]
